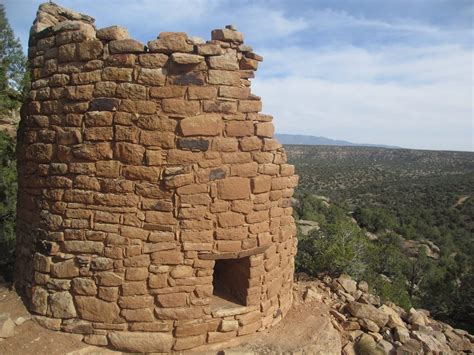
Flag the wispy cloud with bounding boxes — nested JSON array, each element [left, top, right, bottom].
[[309, 9, 442, 35], [253, 43, 473, 151]]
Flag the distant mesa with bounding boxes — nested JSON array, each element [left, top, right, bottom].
[[275, 133, 399, 149]]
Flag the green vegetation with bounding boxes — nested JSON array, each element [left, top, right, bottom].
[[0, 131, 16, 279], [0, 4, 28, 113], [289, 145, 474, 332], [0, 5, 26, 280]]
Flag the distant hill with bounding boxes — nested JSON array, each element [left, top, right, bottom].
[[275, 133, 399, 149]]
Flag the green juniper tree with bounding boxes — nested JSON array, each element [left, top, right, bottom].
[[0, 131, 17, 279], [0, 4, 27, 279], [0, 4, 28, 114]]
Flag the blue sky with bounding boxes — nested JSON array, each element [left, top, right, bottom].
[[4, 0, 473, 151]]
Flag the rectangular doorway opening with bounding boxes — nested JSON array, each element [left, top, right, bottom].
[[212, 257, 250, 307]]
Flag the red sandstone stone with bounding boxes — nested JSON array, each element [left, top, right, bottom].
[[17, 5, 298, 352]]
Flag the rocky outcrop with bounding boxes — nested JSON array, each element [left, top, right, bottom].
[[297, 219, 320, 236], [15, 2, 298, 352], [300, 274, 474, 354]]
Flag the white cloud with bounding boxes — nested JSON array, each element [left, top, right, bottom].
[[310, 8, 442, 35], [253, 44, 473, 151], [233, 6, 309, 41]]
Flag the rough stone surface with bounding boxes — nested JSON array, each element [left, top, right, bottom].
[[0, 315, 15, 338], [49, 292, 76, 319], [107, 332, 173, 352], [347, 302, 389, 328], [16, 3, 298, 353]]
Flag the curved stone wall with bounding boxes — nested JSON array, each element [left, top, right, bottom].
[[15, 3, 298, 352]]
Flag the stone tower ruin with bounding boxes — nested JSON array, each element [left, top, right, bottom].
[[15, 3, 298, 352]]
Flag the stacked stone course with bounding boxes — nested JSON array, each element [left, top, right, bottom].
[[15, 2, 298, 352]]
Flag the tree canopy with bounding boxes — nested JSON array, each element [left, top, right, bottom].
[[0, 4, 28, 114]]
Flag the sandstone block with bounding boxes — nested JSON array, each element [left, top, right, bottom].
[[240, 136, 262, 151], [218, 177, 251, 200], [84, 127, 114, 141], [98, 287, 119, 302], [94, 272, 123, 287], [148, 32, 193, 54], [77, 40, 103, 61], [97, 26, 130, 41], [220, 319, 239, 332], [225, 121, 254, 137], [162, 99, 200, 116], [207, 330, 238, 343], [114, 142, 145, 164], [96, 160, 120, 177], [108, 331, 173, 353], [122, 165, 160, 182], [151, 251, 183, 265], [240, 57, 259, 70], [203, 100, 237, 113], [180, 115, 222, 136], [137, 68, 166, 85], [71, 278, 97, 296], [139, 53, 169, 67], [170, 265, 193, 278], [211, 28, 244, 42], [121, 308, 154, 322], [125, 267, 149, 281], [208, 70, 240, 86], [57, 43, 76, 63], [84, 111, 113, 126], [239, 100, 262, 113], [51, 259, 79, 278], [116, 82, 147, 99], [108, 39, 145, 54], [219, 86, 250, 99], [218, 212, 245, 228], [75, 296, 120, 323], [31, 287, 49, 315], [122, 282, 147, 296], [118, 295, 154, 309], [149, 273, 168, 288], [208, 54, 239, 70], [49, 291, 76, 318], [150, 86, 186, 99], [25, 143, 53, 163], [83, 334, 108, 346], [188, 86, 218, 100], [120, 99, 157, 114], [196, 44, 223, 56], [255, 122, 274, 138], [171, 53, 204, 64], [156, 293, 188, 308], [174, 334, 206, 350], [63, 241, 104, 254], [34, 253, 51, 273]]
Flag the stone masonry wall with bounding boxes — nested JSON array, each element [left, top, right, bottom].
[[15, 2, 298, 352]]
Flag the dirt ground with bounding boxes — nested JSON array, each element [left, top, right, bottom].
[[0, 281, 115, 355], [0, 280, 340, 354]]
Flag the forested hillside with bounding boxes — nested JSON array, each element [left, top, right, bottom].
[[288, 145, 474, 332]]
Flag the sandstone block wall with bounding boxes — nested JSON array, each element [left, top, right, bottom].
[[15, 3, 298, 352]]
